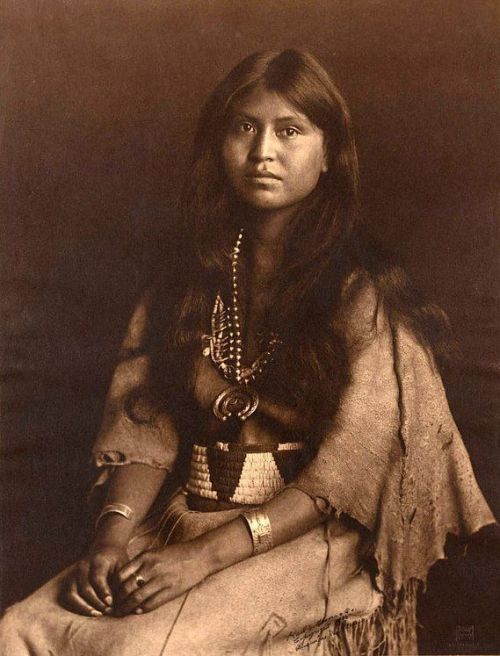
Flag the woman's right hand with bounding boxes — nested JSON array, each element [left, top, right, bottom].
[[62, 544, 129, 616]]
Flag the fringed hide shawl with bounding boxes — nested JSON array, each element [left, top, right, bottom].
[[92, 274, 496, 610]]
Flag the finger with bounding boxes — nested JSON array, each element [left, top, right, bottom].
[[65, 579, 103, 617], [116, 553, 147, 584], [89, 561, 114, 608], [136, 587, 180, 614], [114, 569, 149, 606], [76, 568, 108, 613], [116, 578, 166, 616]]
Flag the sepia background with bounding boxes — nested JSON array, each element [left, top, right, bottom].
[[1, 1, 499, 653]]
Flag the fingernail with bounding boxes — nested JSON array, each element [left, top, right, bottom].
[[104, 607, 113, 615], [135, 608, 143, 615], [90, 610, 103, 617], [104, 596, 113, 606]]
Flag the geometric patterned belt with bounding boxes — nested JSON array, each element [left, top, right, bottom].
[[184, 441, 306, 506]]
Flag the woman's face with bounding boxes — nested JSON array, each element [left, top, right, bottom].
[[222, 85, 328, 214]]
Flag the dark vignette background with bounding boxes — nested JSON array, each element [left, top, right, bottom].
[[1, 1, 499, 653]]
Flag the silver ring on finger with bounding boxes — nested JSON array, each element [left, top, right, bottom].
[[135, 574, 146, 588]]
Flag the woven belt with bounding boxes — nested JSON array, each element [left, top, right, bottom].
[[185, 441, 306, 505]]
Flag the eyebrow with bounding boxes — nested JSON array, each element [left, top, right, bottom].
[[231, 113, 306, 123]]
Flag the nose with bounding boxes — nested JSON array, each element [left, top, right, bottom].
[[248, 128, 276, 162]]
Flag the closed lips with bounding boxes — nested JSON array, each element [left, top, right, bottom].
[[246, 172, 281, 179]]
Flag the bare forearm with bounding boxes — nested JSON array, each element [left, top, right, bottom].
[[199, 487, 326, 574], [111, 488, 330, 615], [93, 463, 167, 548]]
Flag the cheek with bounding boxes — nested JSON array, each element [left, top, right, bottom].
[[290, 149, 324, 187], [222, 139, 245, 179], [310, 145, 328, 181], [307, 143, 327, 171], [221, 144, 233, 177]]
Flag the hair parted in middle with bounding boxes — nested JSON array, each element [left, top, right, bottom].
[[141, 48, 453, 436], [184, 48, 360, 284]]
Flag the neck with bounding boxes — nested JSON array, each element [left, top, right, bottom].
[[244, 205, 296, 253], [239, 208, 297, 284]]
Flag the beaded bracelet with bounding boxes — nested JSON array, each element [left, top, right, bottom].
[[240, 509, 273, 556]]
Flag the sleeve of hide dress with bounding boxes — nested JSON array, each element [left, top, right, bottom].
[[91, 288, 180, 476], [285, 273, 497, 600]]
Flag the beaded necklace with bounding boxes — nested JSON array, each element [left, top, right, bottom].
[[202, 228, 282, 421]]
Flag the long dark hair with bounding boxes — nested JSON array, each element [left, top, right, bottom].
[[142, 49, 453, 438]]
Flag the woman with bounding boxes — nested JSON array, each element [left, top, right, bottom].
[[0, 49, 495, 655]]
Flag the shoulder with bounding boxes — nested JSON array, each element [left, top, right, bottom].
[[334, 268, 389, 348], [118, 286, 157, 355]]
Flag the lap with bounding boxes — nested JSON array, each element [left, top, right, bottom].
[[0, 495, 381, 656]]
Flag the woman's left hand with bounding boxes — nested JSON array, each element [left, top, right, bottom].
[[113, 539, 211, 615]]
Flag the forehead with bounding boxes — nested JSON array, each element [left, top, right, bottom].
[[228, 85, 313, 125]]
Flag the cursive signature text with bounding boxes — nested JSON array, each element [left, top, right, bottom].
[[288, 608, 355, 651]]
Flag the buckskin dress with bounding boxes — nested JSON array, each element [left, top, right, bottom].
[[0, 272, 496, 655]]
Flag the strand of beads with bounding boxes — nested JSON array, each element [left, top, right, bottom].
[[231, 229, 244, 384], [228, 228, 281, 386], [208, 228, 282, 420]]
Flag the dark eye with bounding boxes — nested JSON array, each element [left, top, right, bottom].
[[239, 122, 255, 133], [278, 127, 300, 138]]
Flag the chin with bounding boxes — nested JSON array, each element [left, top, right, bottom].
[[241, 193, 285, 211]]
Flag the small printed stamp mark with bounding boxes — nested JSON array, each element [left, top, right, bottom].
[[455, 624, 475, 644]]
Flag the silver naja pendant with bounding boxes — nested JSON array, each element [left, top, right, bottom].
[[213, 386, 259, 422]]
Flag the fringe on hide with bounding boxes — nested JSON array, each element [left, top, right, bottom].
[[322, 579, 419, 656]]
